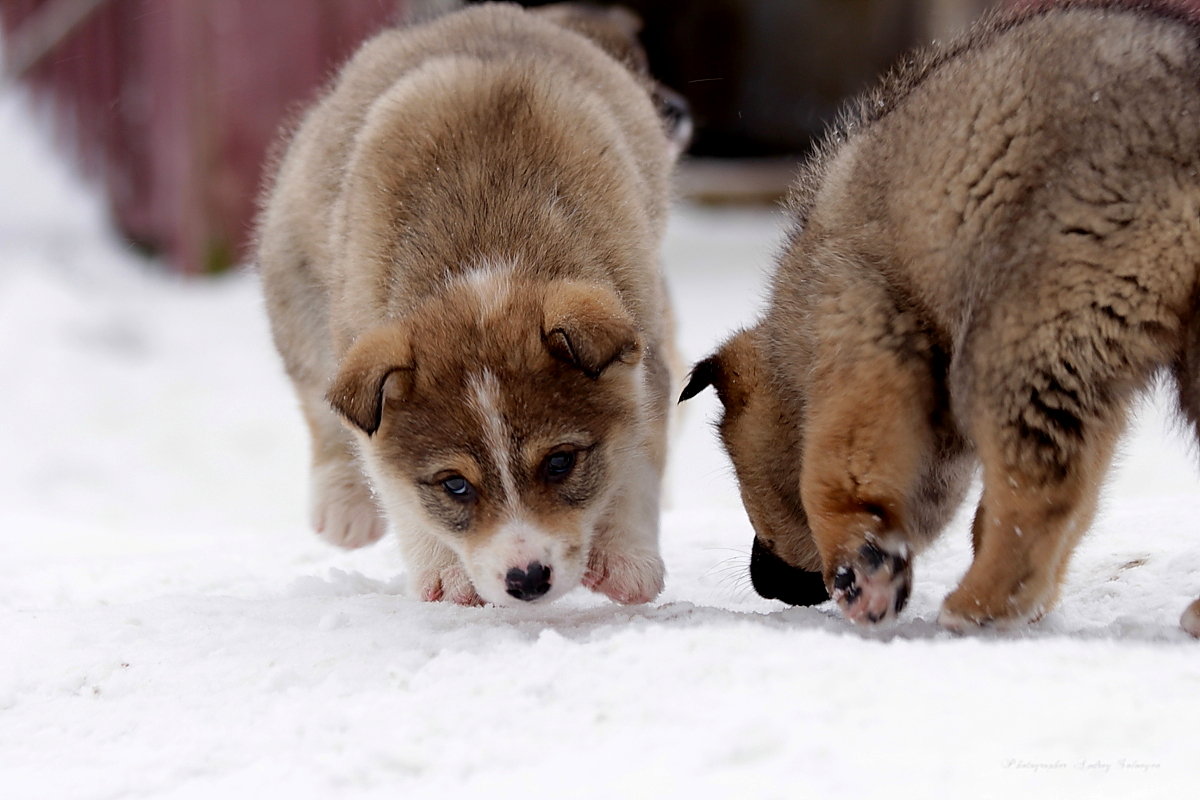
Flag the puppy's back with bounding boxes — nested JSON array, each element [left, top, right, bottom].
[[260, 4, 670, 298], [787, 3, 1200, 334]]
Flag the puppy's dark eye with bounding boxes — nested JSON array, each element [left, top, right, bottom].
[[543, 451, 576, 481], [441, 475, 473, 499]]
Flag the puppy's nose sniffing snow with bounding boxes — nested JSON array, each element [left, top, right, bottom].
[[505, 561, 553, 601]]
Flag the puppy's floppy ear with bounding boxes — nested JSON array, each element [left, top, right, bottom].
[[679, 328, 761, 409], [327, 324, 414, 435], [543, 281, 641, 378]]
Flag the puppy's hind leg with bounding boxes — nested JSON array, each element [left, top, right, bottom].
[[940, 310, 1147, 630], [942, 419, 1121, 631], [261, 248, 386, 549], [300, 385, 387, 549]]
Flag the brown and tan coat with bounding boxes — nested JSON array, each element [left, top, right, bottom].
[[257, 3, 687, 606], [685, 0, 1200, 635]]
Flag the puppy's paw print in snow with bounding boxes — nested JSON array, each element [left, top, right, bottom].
[[417, 564, 483, 606], [584, 548, 665, 605], [832, 537, 911, 625]]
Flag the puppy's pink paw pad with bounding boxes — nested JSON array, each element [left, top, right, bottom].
[[832, 538, 911, 625]]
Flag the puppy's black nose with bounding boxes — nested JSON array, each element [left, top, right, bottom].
[[505, 561, 552, 601], [750, 538, 829, 606]]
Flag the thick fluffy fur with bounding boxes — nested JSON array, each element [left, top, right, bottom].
[[257, 3, 682, 606], [684, 1, 1200, 634]]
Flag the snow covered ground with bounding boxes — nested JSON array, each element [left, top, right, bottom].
[[1, 79, 1198, 799]]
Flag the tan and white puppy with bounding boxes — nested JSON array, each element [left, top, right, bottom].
[[256, 3, 688, 606], [683, 0, 1200, 635]]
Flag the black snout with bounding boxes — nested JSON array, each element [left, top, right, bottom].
[[505, 561, 552, 601], [750, 538, 829, 606]]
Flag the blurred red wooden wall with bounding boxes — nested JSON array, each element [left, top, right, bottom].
[[1, 0, 407, 274], [6, 0, 1200, 273]]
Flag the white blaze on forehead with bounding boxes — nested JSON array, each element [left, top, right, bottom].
[[467, 369, 517, 506], [458, 256, 516, 319]]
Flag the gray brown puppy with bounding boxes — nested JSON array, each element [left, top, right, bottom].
[[683, 0, 1200, 635], [257, 3, 687, 606]]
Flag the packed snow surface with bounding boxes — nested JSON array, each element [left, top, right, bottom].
[[1, 84, 1197, 799]]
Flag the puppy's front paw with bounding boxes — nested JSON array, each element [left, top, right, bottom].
[[310, 460, 386, 549], [937, 583, 1050, 633], [583, 547, 665, 605], [415, 564, 483, 606], [830, 537, 912, 624]]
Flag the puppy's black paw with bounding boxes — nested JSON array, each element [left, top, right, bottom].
[[831, 538, 912, 625]]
